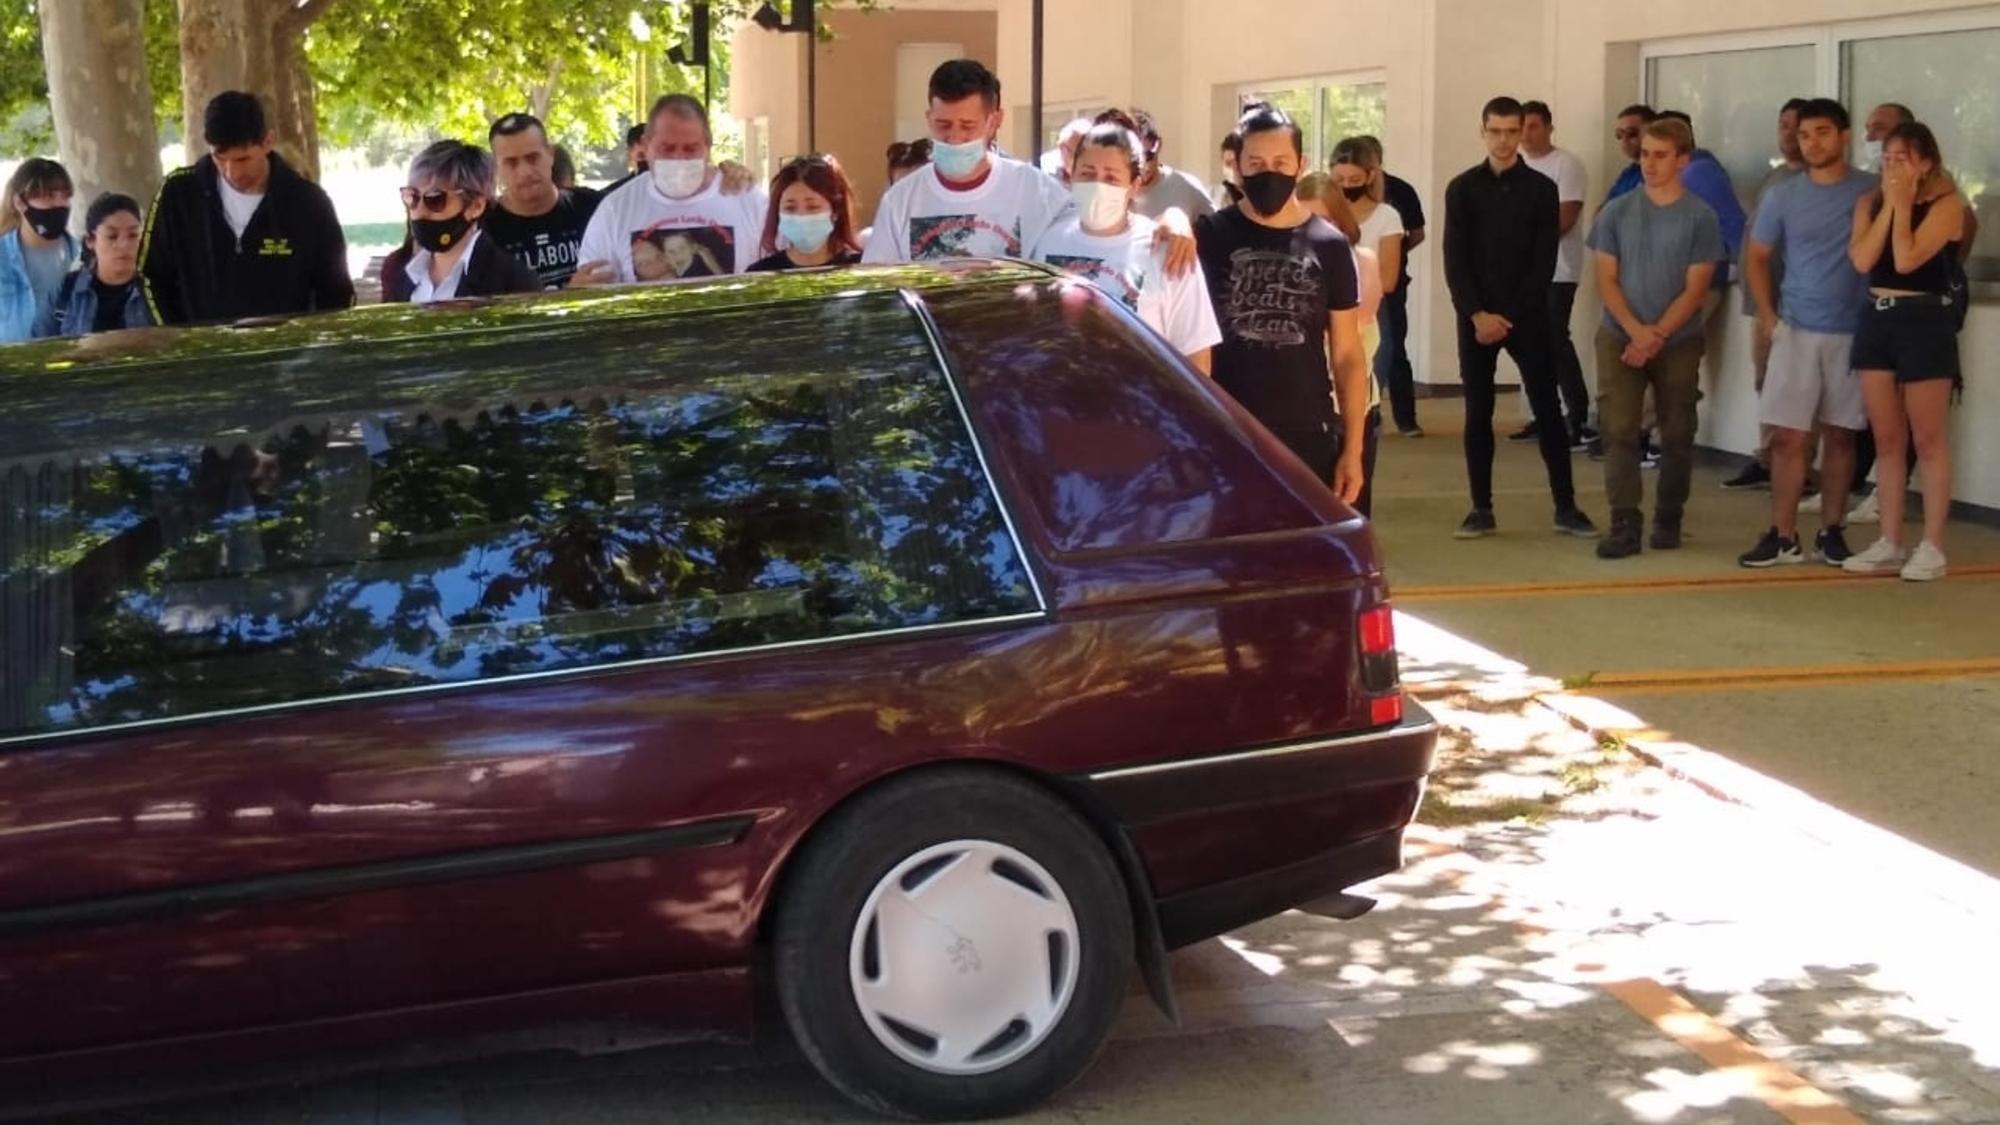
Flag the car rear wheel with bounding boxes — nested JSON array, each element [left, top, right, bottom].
[[773, 768, 1134, 1120]]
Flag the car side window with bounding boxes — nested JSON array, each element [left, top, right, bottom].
[[0, 294, 1037, 741]]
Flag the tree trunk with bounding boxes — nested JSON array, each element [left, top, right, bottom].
[[177, 0, 333, 178], [39, 0, 162, 214]]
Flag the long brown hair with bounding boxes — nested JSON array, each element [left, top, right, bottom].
[[3, 158, 73, 236], [760, 154, 861, 257], [1887, 120, 1946, 191]]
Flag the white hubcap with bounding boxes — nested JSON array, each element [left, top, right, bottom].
[[849, 839, 1081, 1075]]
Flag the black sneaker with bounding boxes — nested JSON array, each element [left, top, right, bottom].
[[1570, 424, 1598, 453], [1640, 442, 1662, 470], [1553, 507, 1601, 538], [1508, 421, 1540, 442], [1398, 425, 1425, 438], [1738, 528, 1804, 568], [1454, 509, 1497, 539], [1722, 461, 1771, 490], [1586, 437, 1605, 461], [1814, 525, 1853, 567]]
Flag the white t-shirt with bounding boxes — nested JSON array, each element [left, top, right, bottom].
[[217, 176, 265, 241], [1354, 201, 1406, 257], [862, 155, 1073, 264], [1522, 145, 1587, 284], [1029, 213, 1222, 358], [576, 171, 770, 282]]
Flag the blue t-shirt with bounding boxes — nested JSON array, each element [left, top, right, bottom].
[[1749, 167, 1878, 335], [1606, 163, 1643, 203], [1679, 150, 1746, 286]]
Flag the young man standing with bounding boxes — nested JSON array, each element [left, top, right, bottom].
[[483, 113, 602, 290], [1604, 104, 1655, 202], [1442, 96, 1598, 540], [1723, 98, 1812, 491], [1128, 108, 1215, 221], [1356, 134, 1428, 438], [1739, 98, 1877, 568], [1193, 106, 1370, 507], [140, 91, 353, 324], [1516, 100, 1593, 448], [574, 94, 769, 284], [1588, 118, 1728, 559]]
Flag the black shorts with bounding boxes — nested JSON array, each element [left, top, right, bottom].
[[1852, 301, 1959, 384]]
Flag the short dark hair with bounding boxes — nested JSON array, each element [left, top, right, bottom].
[[1221, 132, 1241, 156], [489, 112, 549, 145], [1521, 99, 1553, 126], [647, 93, 711, 143], [1658, 109, 1692, 126], [1234, 105, 1303, 158], [1796, 98, 1850, 132], [551, 145, 577, 187], [203, 91, 267, 149], [1074, 120, 1145, 180], [1616, 104, 1657, 122], [626, 123, 646, 148], [928, 58, 1001, 110], [1126, 107, 1162, 153], [1780, 97, 1813, 117], [1481, 96, 1525, 125], [1877, 102, 1915, 125], [83, 191, 142, 238]]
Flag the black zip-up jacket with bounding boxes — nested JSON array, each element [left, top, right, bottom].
[[139, 152, 355, 325], [378, 231, 542, 303], [1442, 157, 1558, 324]]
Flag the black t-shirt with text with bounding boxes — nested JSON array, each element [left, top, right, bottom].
[[1194, 206, 1360, 440], [481, 189, 601, 289]]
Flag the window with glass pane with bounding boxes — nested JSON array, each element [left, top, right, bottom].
[[1318, 82, 1387, 164], [1843, 27, 2000, 281], [1242, 85, 1318, 161], [1648, 45, 1818, 208], [0, 296, 1039, 740]]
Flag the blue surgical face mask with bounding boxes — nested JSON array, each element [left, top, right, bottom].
[[932, 137, 989, 179], [778, 211, 835, 254]]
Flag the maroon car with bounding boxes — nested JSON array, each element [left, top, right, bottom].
[[0, 261, 1435, 1120]]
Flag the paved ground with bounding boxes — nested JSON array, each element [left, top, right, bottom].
[[28, 398, 2000, 1123]]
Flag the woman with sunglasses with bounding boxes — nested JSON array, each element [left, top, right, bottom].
[[382, 140, 540, 304], [750, 155, 863, 272]]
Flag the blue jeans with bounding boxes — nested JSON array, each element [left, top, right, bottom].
[[1374, 285, 1418, 432]]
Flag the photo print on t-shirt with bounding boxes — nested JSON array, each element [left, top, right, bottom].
[[1222, 249, 1324, 347], [1044, 254, 1141, 309], [909, 214, 1023, 260], [631, 222, 735, 280]]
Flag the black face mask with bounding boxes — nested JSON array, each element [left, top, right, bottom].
[[23, 204, 70, 241], [1242, 171, 1298, 217], [1341, 185, 1370, 202], [411, 212, 474, 254]]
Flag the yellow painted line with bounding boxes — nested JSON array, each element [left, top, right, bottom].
[[1603, 979, 1866, 1124], [1397, 563, 2000, 603], [1577, 656, 2000, 695]]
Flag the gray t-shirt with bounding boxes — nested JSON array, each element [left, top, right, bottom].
[[1587, 188, 1728, 346], [1741, 163, 1802, 316], [21, 241, 69, 307], [1135, 165, 1215, 221]]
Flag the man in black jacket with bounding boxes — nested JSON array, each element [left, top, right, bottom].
[[1443, 95, 1597, 540], [140, 91, 354, 325]]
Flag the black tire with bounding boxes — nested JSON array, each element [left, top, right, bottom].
[[773, 767, 1134, 1121]]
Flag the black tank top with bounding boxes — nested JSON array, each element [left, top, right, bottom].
[[1868, 197, 1957, 293]]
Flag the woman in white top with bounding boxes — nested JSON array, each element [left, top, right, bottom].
[[1028, 115, 1222, 373], [1329, 138, 1405, 304]]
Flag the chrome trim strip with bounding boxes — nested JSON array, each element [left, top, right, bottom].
[[1084, 719, 1440, 782], [897, 287, 1052, 615], [0, 610, 1047, 751]]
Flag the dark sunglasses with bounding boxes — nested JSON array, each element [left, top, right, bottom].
[[780, 153, 837, 172], [1614, 127, 1642, 140], [399, 187, 460, 211]]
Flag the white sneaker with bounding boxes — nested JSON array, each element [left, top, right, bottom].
[[1901, 541, 1948, 582], [1842, 537, 1907, 575], [1848, 491, 1881, 524], [1796, 492, 1823, 514]]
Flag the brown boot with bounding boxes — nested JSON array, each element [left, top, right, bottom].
[[1650, 511, 1683, 550], [1597, 509, 1643, 559]]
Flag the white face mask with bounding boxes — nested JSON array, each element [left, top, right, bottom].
[[1863, 138, 1884, 168], [650, 158, 707, 198], [1070, 180, 1130, 231]]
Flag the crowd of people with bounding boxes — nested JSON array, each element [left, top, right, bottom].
[[0, 59, 1972, 578]]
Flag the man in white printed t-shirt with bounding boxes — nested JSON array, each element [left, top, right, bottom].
[[1030, 116, 1221, 371], [864, 59, 1198, 275], [574, 94, 768, 284], [1517, 99, 1595, 449]]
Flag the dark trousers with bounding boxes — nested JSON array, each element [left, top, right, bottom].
[[1355, 407, 1382, 518], [1374, 286, 1418, 431], [1547, 282, 1590, 431], [1596, 328, 1701, 519], [1458, 312, 1576, 512]]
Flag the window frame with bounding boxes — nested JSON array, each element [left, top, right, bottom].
[[1235, 69, 1390, 170], [0, 291, 1051, 750]]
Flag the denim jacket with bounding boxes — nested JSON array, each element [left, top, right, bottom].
[[32, 267, 159, 338], [1, 228, 80, 342]]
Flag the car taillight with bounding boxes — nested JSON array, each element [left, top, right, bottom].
[[1359, 604, 1403, 726]]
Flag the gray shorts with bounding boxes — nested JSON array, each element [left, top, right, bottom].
[[1758, 323, 1866, 432]]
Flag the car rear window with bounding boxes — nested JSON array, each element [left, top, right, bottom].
[[0, 294, 1037, 741], [921, 279, 1321, 555]]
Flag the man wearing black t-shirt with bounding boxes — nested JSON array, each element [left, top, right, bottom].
[[483, 113, 602, 289], [1442, 96, 1598, 539], [1195, 105, 1370, 505]]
